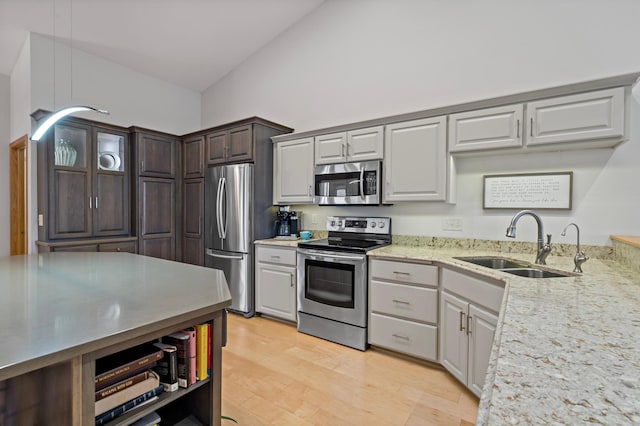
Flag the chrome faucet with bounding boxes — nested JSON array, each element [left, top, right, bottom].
[[561, 223, 588, 273], [505, 210, 552, 265]]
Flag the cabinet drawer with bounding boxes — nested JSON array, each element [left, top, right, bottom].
[[441, 268, 504, 313], [99, 241, 137, 253], [256, 246, 296, 266], [370, 259, 438, 286], [53, 244, 98, 252], [370, 280, 438, 323], [369, 313, 438, 361]]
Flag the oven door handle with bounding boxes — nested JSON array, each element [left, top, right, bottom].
[[297, 249, 366, 262]]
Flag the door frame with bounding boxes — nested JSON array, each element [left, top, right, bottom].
[[10, 135, 29, 255]]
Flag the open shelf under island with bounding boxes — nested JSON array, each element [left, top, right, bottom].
[[0, 252, 232, 426]]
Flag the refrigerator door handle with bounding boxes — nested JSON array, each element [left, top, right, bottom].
[[206, 248, 245, 260], [216, 177, 223, 239], [220, 177, 227, 239]]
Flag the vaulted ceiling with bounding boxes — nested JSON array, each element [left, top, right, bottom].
[[0, 0, 325, 92]]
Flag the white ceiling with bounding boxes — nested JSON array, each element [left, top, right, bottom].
[[0, 0, 325, 92]]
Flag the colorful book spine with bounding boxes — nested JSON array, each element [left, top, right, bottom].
[[195, 323, 209, 380], [95, 370, 150, 401], [163, 332, 191, 388], [181, 327, 197, 385], [95, 343, 163, 390], [152, 342, 179, 392], [94, 385, 164, 426], [208, 322, 212, 376]]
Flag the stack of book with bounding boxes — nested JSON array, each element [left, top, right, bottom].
[[94, 343, 165, 425], [162, 323, 211, 388], [92, 322, 212, 425]]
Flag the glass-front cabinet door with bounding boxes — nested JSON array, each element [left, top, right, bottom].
[[48, 122, 93, 239], [93, 128, 130, 236]]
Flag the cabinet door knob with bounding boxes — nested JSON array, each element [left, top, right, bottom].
[[116, 247, 121, 252], [89, 197, 92, 209], [530, 117, 534, 137], [459, 311, 466, 332], [467, 315, 472, 336], [290, 273, 294, 287]]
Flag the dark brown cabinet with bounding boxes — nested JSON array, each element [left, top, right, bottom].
[[131, 128, 180, 261], [183, 135, 205, 178], [137, 131, 177, 178], [206, 124, 253, 165], [182, 178, 204, 265], [37, 115, 130, 242], [181, 118, 292, 266]]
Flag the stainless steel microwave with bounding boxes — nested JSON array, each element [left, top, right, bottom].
[[314, 160, 381, 205]]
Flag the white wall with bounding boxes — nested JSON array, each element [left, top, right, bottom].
[[201, 0, 640, 246], [10, 33, 203, 253], [0, 73, 10, 257], [30, 34, 202, 135]]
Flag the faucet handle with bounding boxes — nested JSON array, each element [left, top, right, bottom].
[[546, 234, 552, 245]]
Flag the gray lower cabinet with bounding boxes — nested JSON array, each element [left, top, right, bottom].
[[439, 267, 503, 397], [255, 245, 297, 322], [368, 258, 439, 361]]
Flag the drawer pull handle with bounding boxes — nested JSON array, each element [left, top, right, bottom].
[[270, 255, 280, 259], [392, 333, 410, 341], [392, 299, 410, 305], [459, 311, 466, 332], [393, 271, 411, 276]]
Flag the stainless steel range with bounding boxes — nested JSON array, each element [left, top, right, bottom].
[[296, 216, 391, 350]]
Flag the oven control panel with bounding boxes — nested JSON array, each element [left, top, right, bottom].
[[326, 216, 391, 234]]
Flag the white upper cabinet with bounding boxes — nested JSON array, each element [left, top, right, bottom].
[[273, 138, 314, 204], [314, 132, 347, 165], [346, 126, 384, 162], [449, 104, 524, 152], [526, 87, 625, 147], [384, 117, 448, 202], [315, 126, 384, 165]]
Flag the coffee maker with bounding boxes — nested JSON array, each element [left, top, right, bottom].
[[274, 209, 298, 238]]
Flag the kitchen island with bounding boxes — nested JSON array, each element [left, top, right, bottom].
[[368, 243, 640, 425], [0, 252, 232, 425]]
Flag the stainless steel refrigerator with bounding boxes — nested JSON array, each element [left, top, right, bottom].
[[204, 163, 273, 317]]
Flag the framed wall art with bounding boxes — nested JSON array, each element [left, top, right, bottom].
[[483, 171, 573, 210]]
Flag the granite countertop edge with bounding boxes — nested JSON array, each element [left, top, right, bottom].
[[367, 244, 640, 425]]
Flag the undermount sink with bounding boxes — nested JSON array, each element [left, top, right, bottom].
[[500, 268, 572, 278], [454, 256, 574, 278], [454, 256, 528, 270]]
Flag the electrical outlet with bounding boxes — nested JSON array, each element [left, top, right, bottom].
[[442, 217, 463, 231], [38, 214, 44, 227], [312, 214, 319, 226]]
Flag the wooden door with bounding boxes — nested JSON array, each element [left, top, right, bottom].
[[384, 116, 447, 202], [274, 138, 314, 204], [183, 136, 205, 178], [468, 304, 498, 397], [227, 125, 253, 163], [347, 126, 384, 162], [314, 132, 347, 165], [206, 131, 227, 165], [10, 136, 28, 255], [139, 177, 175, 260], [439, 291, 469, 386], [449, 104, 524, 152], [183, 178, 204, 265], [137, 133, 176, 178], [526, 87, 624, 146], [94, 173, 128, 236]]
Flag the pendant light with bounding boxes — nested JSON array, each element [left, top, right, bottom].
[[30, 0, 109, 142]]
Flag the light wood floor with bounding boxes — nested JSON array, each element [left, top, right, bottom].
[[221, 314, 478, 425]]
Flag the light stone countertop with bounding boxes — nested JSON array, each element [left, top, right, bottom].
[[368, 244, 640, 425]]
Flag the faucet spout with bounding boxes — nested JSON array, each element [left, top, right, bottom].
[[505, 209, 552, 265], [561, 222, 588, 273]]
